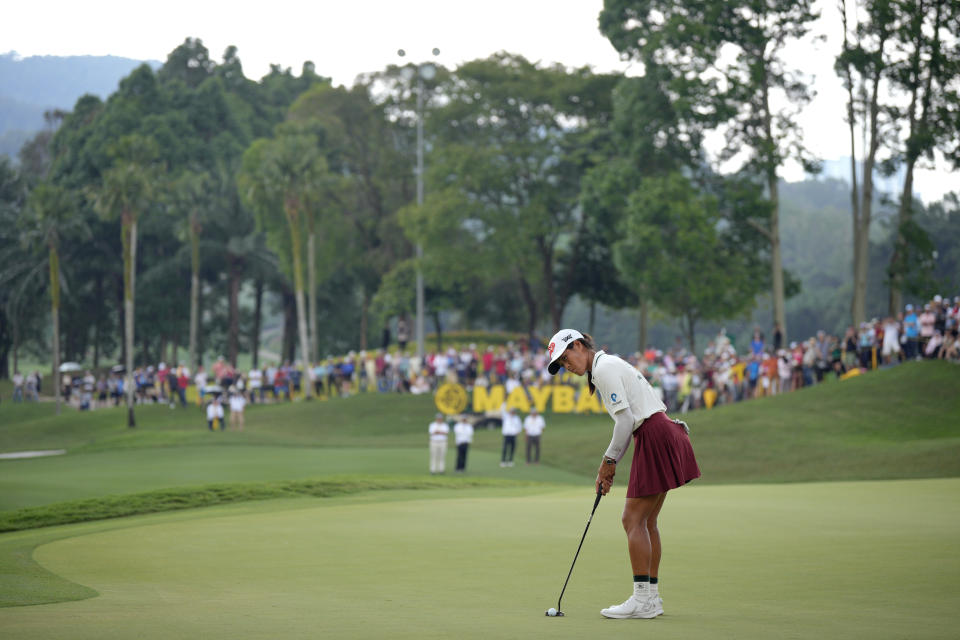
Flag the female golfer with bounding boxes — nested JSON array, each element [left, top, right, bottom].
[[547, 329, 700, 619]]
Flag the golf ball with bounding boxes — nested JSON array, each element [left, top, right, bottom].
[[547, 608, 557, 617]]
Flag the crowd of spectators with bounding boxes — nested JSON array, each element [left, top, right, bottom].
[[9, 295, 959, 415]]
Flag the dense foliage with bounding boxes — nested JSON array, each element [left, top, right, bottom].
[[0, 5, 958, 379]]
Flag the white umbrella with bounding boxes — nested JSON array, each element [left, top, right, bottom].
[[59, 362, 83, 373]]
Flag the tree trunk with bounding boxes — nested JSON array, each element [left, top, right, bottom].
[[359, 290, 369, 351], [50, 246, 61, 415], [117, 274, 126, 368], [289, 225, 312, 399], [517, 275, 538, 344], [308, 230, 318, 365], [294, 289, 312, 398], [684, 313, 697, 355], [638, 294, 649, 352], [188, 220, 200, 373], [539, 238, 560, 330], [433, 310, 443, 352], [0, 310, 10, 379], [589, 299, 596, 336], [123, 217, 137, 428], [11, 317, 18, 378], [282, 289, 296, 364], [196, 281, 205, 369], [252, 278, 263, 369], [889, 0, 936, 316], [768, 174, 786, 343], [850, 19, 889, 326], [758, 55, 788, 345], [93, 275, 102, 369], [227, 255, 241, 367]]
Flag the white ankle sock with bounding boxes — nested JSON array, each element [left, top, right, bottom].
[[649, 582, 659, 598], [633, 581, 650, 599]]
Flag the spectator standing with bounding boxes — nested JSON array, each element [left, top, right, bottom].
[[396, 317, 409, 352], [881, 317, 901, 365], [428, 413, 449, 474], [919, 304, 936, 357], [453, 416, 474, 473], [772, 323, 783, 352], [249, 366, 263, 403], [229, 389, 246, 431], [500, 406, 523, 467], [903, 305, 919, 359], [96, 375, 108, 408], [750, 329, 764, 357], [12, 371, 23, 402], [167, 369, 180, 408], [194, 366, 208, 404], [523, 407, 546, 464], [206, 396, 224, 431]]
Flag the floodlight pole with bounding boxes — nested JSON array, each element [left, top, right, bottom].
[[398, 48, 439, 361], [415, 73, 426, 361]]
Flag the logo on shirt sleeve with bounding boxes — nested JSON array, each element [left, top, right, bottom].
[[610, 392, 621, 404]]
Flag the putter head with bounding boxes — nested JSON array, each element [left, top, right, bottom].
[[544, 610, 565, 617]]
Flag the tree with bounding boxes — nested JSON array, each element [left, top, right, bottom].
[[168, 170, 208, 372], [91, 135, 161, 427], [24, 184, 86, 414], [836, 0, 896, 325], [427, 53, 618, 335], [288, 82, 410, 352], [613, 172, 770, 351], [600, 0, 818, 342], [238, 131, 327, 393], [886, 0, 960, 313]]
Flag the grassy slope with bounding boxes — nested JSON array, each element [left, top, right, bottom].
[[1, 361, 958, 503]]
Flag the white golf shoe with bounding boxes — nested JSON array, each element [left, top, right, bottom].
[[651, 596, 664, 616], [600, 594, 659, 619]]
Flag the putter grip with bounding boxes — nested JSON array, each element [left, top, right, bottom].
[[592, 490, 602, 513]]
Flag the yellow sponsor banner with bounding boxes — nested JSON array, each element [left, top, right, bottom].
[[449, 383, 606, 415]]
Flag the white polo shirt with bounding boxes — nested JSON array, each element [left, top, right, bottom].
[[591, 350, 666, 423], [453, 420, 474, 445], [523, 414, 545, 437], [429, 420, 450, 442], [500, 409, 523, 436]]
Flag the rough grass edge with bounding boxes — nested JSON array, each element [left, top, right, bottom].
[[0, 475, 542, 533]]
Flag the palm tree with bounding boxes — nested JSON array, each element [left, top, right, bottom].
[[238, 133, 328, 398], [23, 184, 87, 414], [91, 135, 159, 427], [169, 170, 209, 373]]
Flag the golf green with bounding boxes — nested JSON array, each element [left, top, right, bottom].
[[1, 479, 957, 639]]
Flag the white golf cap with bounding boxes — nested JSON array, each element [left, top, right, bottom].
[[547, 329, 584, 375]]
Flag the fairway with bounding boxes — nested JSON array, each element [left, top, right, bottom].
[[0, 445, 583, 511], [2, 479, 958, 639]]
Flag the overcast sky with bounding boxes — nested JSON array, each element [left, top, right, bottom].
[[2, 0, 954, 201]]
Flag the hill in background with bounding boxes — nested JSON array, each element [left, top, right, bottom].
[[0, 52, 160, 159]]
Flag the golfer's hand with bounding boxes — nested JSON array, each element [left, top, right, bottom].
[[596, 462, 615, 495]]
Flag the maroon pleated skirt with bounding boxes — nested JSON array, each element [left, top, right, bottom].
[[626, 411, 701, 498]]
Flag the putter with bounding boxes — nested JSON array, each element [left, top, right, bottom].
[[546, 489, 603, 617]]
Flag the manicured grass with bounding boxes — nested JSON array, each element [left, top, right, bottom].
[[2, 361, 958, 486], [0, 475, 541, 532], [1, 479, 957, 638]]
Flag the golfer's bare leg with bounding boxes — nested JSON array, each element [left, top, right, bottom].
[[647, 492, 667, 578], [621, 494, 664, 575]]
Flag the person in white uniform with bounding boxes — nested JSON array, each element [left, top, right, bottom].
[[547, 329, 700, 620], [428, 413, 450, 474], [453, 416, 474, 472], [499, 406, 523, 467], [523, 407, 546, 464]]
